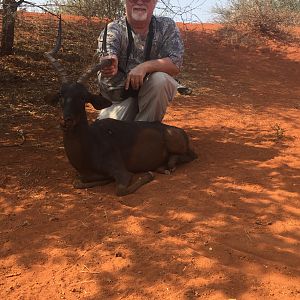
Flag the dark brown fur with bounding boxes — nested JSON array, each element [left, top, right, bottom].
[[50, 82, 197, 196]]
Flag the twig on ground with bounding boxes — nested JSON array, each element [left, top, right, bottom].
[[80, 220, 89, 228], [80, 265, 101, 274], [104, 209, 109, 223], [0, 130, 26, 147], [244, 229, 253, 242], [5, 272, 22, 278]]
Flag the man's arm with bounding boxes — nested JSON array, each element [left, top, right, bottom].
[[125, 58, 179, 90], [142, 57, 180, 76], [126, 18, 183, 91]]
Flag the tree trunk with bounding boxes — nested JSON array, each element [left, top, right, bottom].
[[1, 0, 18, 56]]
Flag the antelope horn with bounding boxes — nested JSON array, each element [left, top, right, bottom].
[[44, 15, 69, 83], [77, 58, 112, 84]]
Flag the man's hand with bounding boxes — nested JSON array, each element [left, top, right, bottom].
[[125, 63, 148, 90], [100, 55, 118, 77]]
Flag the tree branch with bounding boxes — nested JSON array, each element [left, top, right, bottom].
[[21, 1, 60, 17]]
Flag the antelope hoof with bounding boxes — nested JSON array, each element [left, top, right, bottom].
[[116, 172, 155, 196], [73, 179, 111, 189]]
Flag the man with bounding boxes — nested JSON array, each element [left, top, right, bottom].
[[97, 0, 184, 122]]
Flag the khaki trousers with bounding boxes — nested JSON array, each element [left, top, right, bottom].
[[97, 72, 178, 122]]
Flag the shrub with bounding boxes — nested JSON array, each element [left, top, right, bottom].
[[213, 0, 300, 38], [51, 0, 125, 20]]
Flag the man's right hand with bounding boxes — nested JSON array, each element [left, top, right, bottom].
[[100, 55, 118, 77]]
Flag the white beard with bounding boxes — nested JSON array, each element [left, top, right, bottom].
[[131, 7, 148, 21]]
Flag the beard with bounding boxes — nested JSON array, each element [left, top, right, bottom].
[[131, 6, 148, 21]]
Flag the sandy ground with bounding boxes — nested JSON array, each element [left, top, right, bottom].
[[0, 13, 300, 299]]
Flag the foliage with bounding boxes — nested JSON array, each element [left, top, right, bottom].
[[213, 0, 300, 38], [49, 0, 206, 22], [50, 0, 125, 20]]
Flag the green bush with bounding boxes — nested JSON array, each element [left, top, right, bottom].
[[214, 0, 300, 38]]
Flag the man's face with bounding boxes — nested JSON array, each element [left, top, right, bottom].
[[126, 0, 157, 23]]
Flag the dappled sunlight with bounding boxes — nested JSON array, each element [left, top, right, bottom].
[[166, 211, 197, 223], [1, 11, 300, 300]]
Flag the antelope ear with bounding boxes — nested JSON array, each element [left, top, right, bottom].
[[44, 92, 60, 106], [87, 93, 112, 110]]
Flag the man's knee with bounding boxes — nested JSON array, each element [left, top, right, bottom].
[[97, 97, 138, 121], [139, 72, 178, 103], [146, 72, 178, 91]]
